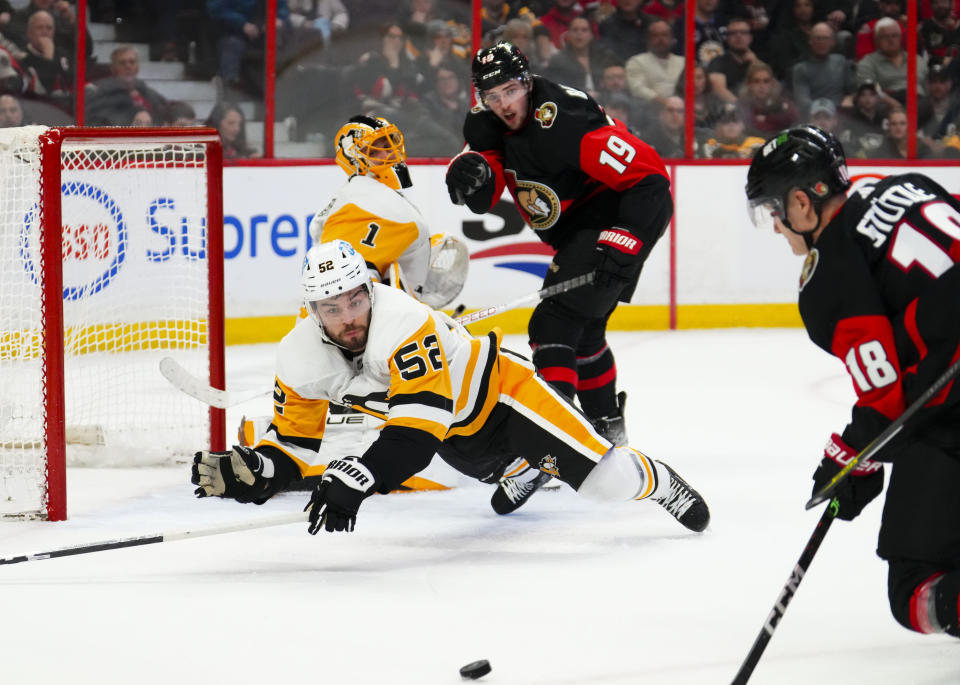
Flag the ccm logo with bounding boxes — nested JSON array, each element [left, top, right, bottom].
[[598, 229, 641, 255]]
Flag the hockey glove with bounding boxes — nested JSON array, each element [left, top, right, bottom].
[[811, 433, 885, 521], [191, 446, 276, 504], [446, 152, 492, 205], [594, 228, 643, 290], [305, 457, 377, 534]]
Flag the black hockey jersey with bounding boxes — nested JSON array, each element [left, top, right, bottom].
[[798, 172, 960, 452], [462, 76, 669, 249]]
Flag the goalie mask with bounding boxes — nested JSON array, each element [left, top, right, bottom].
[[421, 234, 469, 309], [302, 240, 374, 350], [334, 115, 412, 190]]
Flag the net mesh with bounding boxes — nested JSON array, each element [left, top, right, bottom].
[[0, 127, 216, 517]]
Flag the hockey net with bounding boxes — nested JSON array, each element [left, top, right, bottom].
[[0, 126, 226, 520]]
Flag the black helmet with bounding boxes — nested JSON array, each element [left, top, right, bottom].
[[471, 41, 530, 93], [745, 125, 850, 234]]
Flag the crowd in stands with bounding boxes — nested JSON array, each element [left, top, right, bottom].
[[1, 0, 958, 160]]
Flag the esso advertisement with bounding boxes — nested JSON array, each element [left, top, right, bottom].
[[19, 168, 208, 320], [222, 165, 671, 317]]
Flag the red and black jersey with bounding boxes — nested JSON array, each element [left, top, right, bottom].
[[462, 76, 669, 250], [799, 173, 960, 452]]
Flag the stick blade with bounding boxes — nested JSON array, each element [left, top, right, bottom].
[[159, 357, 232, 409]]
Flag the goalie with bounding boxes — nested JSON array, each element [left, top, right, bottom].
[[192, 240, 710, 535]]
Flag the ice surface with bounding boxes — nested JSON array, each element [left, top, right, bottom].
[[0, 330, 956, 684]]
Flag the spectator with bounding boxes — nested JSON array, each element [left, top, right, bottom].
[[596, 0, 648, 63], [165, 100, 198, 126], [837, 80, 890, 156], [697, 102, 765, 158], [766, 0, 814, 81], [130, 108, 153, 126], [416, 19, 467, 80], [544, 15, 615, 95], [855, 0, 905, 60], [288, 0, 349, 48], [86, 46, 168, 127], [601, 92, 636, 129], [501, 17, 535, 59], [625, 19, 684, 109], [0, 42, 26, 95], [206, 102, 259, 159], [643, 0, 683, 26], [8, 0, 92, 58], [920, 0, 960, 66], [480, 0, 537, 38], [596, 61, 630, 102], [920, 64, 960, 138], [355, 22, 424, 113], [420, 60, 469, 142], [676, 0, 726, 64], [868, 108, 934, 158], [680, 63, 728, 128], [807, 96, 840, 132], [20, 10, 72, 100], [531, 23, 559, 71], [0, 92, 24, 126], [739, 60, 799, 136], [706, 18, 758, 103], [283, 0, 347, 66], [644, 94, 686, 157], [540, 0, 586, 49], [0, 1, 10, 29], [790, 22, 857, 115], [206, 0, 290, 92], [856, 17, 929, 104]]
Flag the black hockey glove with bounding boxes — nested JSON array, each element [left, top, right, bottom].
[[594, 227, 643, 290], [446, 152, 492, 205], [305, 457, 377, 534], [191, 446, 277, 504], [811, 433, 885, 521]]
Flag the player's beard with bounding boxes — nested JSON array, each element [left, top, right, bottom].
[[329, 323, 368, 352]]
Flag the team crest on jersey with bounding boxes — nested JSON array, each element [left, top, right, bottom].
[[539, 455, 560, 478], [511, 178, 561, 230], [534, 102, 558, 129], [799, 248, 819, 291]]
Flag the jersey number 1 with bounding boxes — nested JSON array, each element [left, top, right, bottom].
[[888, 201, 960, 277]]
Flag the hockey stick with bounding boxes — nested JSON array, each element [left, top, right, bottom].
[[454, 272, 595, 326], [159, 357, 271, 409], [730, 499, 839, 685], [806, 353, 960, 510], [0, 511, 306, 566]]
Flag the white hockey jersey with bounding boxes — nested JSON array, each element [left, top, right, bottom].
[[308, 175, 432, 300], [255, 284, 500, 476]]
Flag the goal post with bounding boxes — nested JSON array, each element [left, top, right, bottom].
[[0, 126, 226, 521]]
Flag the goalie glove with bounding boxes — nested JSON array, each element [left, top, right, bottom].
[[811, 433, 885, 521], [191, 446, 277, 504], [305, 457, 377, 534], [594, 227, 643, 290], [446, 152, 492, 205]]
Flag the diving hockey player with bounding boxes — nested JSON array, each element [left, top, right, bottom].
[[192, 240, 710, 535]]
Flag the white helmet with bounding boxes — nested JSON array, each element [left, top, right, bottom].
[[301, 240, 373, 319]]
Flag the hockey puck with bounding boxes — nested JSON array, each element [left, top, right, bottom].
[[459, 659, 492, 680]]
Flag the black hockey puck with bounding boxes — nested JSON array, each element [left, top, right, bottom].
[[459, 659, 492, 679]]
